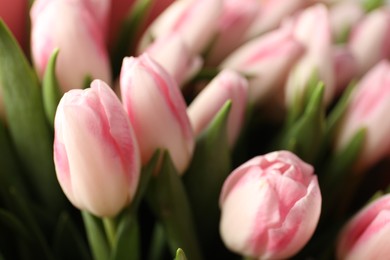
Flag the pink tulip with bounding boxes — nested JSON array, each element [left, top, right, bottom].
[[31, 0, 111, 93], [337, 194, 390, 260], [219, 150, 321, 259], [53, 80, 140, 217], [332, 46, 358, 95], [205, 0, 260, 66], [334, 60, 390, 171], [0, 0, 28, 49], [145, 33, 203, 86], [138, 0, 223, 55], [187, 69, 248, 147], [243, 0, 311, 40], [348, 7, 390, 76], [120, 54, 194, 174], [285, 4, 335, 106], [221, 26, 304, 104]]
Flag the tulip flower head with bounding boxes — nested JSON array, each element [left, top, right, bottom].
[[337, 194, 390, 260], [120, 54, 194, 174], [53, 80, 140, 217], [219, 150, 321, 259]]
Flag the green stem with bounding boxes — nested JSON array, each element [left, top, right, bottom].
[[147, 224, 166, 260], [103, 217, 117, 250]]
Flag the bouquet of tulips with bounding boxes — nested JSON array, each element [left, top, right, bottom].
[[1, 0, 390, 259]]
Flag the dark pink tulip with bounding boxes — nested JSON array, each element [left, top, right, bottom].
[[120, 54, 194, 174], [54, 80, 140, 217], [219, 151, 321, 259], [0, 0, 28, 48]]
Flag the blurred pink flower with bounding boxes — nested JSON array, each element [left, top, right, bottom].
[[145, 33, 203, 86], [120, 54, 194, 174], [30, 0, 111, 92], [53, 80, 140, 217], [0, 0, 28, 49], [335, 60, 390, 171], [138, 0, 223, 55], [221, 26, 304, 104], [337, 194, 390, 260], [187, 69, 248, 147], [349, 7, 390, 76], [332, 46, 358, 95], [219, 150, 321, 259]]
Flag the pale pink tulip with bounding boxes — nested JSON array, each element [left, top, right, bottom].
[[145, 33, 203, 86], [337, 194, 390, 260], [349, 7, 390, 76], [335, 60, 390, 171], [120, 54, 194, 174], [243, 0, 311, 40], [31, 0, 111, 92], [138, 0, 223, 55], [53, 80, 140, 217], [221, 26, 304, 104], [285, 4, 335, 107], [333, 46, 358, 95], [0, 0, 28, 48], [205, 0, 260, 66], [219, 150, 321, 259], [187, 69, 248, 147]]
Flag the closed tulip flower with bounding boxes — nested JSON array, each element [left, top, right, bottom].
[[120, 54, 194, 174], [337, 194, 390, 260], [187, 69, 248, 147], [219, 150, 321, 259], [31, 0, 111, 92], [221, 26, 303, 104], [335, 60, 390, 171], [138, 0, 222, 55], [348, 7, 390, 76], [145, 33, 203, 86], [53, 80, 140, 217]]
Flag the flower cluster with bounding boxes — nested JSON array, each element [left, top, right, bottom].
[[1, 0, 390, 259]]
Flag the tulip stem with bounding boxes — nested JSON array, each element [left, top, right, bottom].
[[103, 217, 117, 250]]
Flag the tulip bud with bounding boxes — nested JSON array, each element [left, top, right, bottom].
[[285, 4, 335, 107], [243, 0, 311, 40], [221, 26, 304, 104], [138, 0, 223, 55], [348, 7, 390, 76], [120, 54, 194, 174], [187, 69, 248, 147], [205, 0, 260, 66], [219, 150, 321, 259], [30, 0, 111, 93], [334, 60, 390, 171], [145, 33, 203, 86], [337, 194, 390, 260], [53, 80, 140, 217]]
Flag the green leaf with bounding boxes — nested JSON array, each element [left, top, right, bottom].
[[110, 0, 154, 77], [174, 249, 187, 260], [82, 211, 110, 260], [278, 83, 326, 163], [363, 0, 385, 12], [53, 212, 91, 260], [0, 20, 65, 214], [111, 216, 140, 260], [42, 48, 61, 128], [183, 101, 231, 254], [147, 151, 203, 260]]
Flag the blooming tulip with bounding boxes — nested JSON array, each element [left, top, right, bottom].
[[334, 60, 390, 171], [120, 54, 194, 174], [221, 26, 304, 104], [53, 80, 140, 217], [348, 7, 390, 76], [145, 33, 203, 86], [205, 0, 260, 66], [138, 0, 222, 55], [285, 4, 335, 107], [187, 69, 248, 147], [30, 0, 111, 92], [219, 150, 321, 259], [337, 194, 390, 260]]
